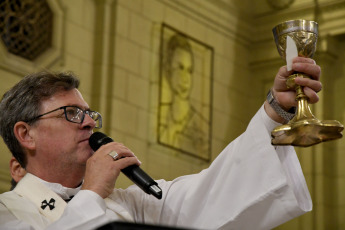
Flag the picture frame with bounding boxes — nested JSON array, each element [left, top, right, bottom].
[[157, 23, 214, 162]]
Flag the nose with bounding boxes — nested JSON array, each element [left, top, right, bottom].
[[81, 113, 97, 129], [181, 71, 191, 85]]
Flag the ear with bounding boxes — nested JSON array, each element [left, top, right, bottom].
[[13, 121, 36, 150], [10, 156, 26, 183]]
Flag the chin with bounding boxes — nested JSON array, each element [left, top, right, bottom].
[[85, 149, 94, 158], [78, 147, 93, 161], [78, 155, 91, 167]]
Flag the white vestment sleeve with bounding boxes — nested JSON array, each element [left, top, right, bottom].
[[114, 105, 312, 229], [0, 105, 312, 230]]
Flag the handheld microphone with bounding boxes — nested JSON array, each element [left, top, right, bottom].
[[89, 132, 162, 199]]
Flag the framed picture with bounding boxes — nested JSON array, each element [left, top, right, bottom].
[[157, 23, 214, 161]]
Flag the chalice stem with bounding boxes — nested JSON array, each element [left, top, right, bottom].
[[292, 97, 315, 122]]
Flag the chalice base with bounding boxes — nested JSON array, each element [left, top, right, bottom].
[[271, 118, 344, 147]]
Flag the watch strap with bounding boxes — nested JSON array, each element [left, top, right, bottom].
[[267, 89, 295, 122]]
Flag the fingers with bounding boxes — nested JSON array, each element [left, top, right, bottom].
[[289, 57, 322, 98], [292, 57, 321, 81], [82, 142, 141, 198], [294, 76, 322, 92], [292, 57, 322, 105], [292, 57, 316, 64], [98, 142, 141, 166], [115, 156, 141, 170], [303, 87, 319, 104], [272, 57, 322, 110], [288, 77, 321, 104]]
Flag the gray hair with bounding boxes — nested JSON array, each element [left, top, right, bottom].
[[0, 71, 80, 167]]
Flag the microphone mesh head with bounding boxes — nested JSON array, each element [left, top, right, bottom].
[[89, 132, 113, 151]]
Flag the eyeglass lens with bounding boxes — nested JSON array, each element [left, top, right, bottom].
[[65, 107, 102, 128]]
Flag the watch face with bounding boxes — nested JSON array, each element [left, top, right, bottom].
[[267, 0, 294, 9]]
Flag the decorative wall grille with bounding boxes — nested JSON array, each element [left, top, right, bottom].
[[0, 0, 53, 61]]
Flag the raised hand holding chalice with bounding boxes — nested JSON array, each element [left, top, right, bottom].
[[271, 19, 343, 147]]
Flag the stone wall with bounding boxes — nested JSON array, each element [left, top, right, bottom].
[[0, 0, 345, 229]]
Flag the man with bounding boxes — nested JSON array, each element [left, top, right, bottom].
[[0, 57, 322, 230], [159, 33, 210, 157]]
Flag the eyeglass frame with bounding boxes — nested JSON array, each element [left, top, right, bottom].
[[25, 105, 102, 128]]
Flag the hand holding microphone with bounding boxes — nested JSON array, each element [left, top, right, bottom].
[[89, 132, 162, 199]]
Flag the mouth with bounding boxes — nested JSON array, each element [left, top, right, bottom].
[[80, 138, 89, 143], [80, 131, 93, 143], [79, 135, 91, 144]]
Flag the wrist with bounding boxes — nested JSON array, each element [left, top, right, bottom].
[[266, 89, 295, 123]]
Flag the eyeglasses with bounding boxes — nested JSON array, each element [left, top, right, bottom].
[[27, 106, 102, 128]]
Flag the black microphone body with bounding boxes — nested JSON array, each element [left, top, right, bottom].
[[89, 132, 162, 199]]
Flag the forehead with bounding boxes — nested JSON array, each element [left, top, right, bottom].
[[172, 48, 192, 62], [40, 88, 89, 112]]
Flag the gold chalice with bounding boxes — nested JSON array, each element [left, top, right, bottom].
[[271, 19, 343, 147]]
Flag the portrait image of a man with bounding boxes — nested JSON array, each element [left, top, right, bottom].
[[158, 25, 213, 161]]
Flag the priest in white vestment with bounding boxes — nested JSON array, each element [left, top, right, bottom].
[[0, 57, 322, 229]]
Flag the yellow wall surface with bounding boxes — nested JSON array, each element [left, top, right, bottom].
[[0, 0, 345, 229]]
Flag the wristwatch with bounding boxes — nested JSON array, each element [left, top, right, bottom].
[[267, 89, 295, 122]]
